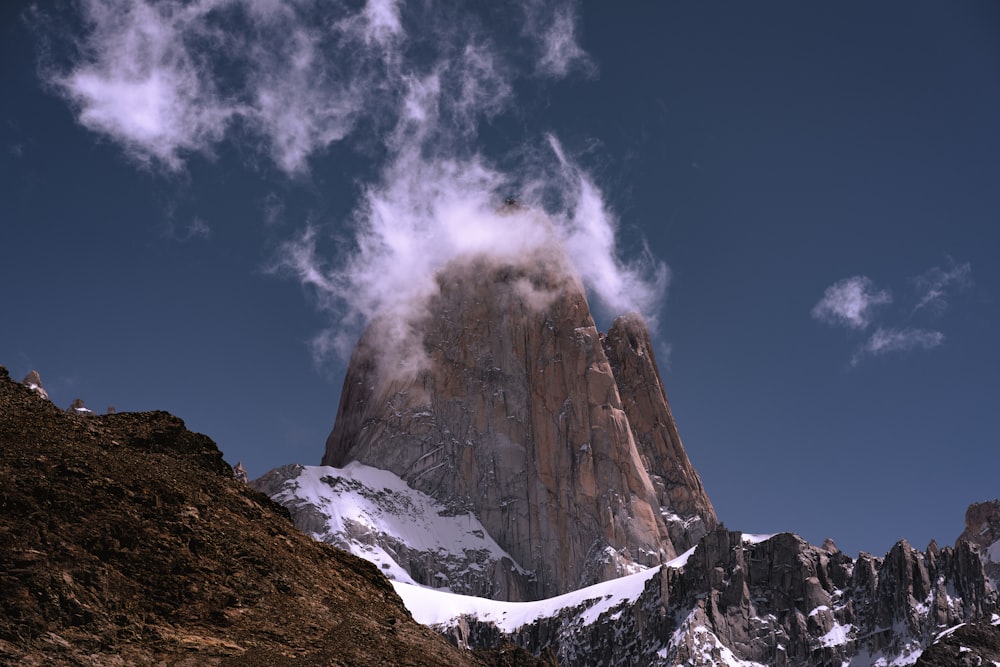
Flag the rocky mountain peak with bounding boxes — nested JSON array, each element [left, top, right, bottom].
[[21, 370, 48, 401], [322, 253, 715, 600], [959, 499, 1000, 550], [958, 498, 1000, 590], [66, 397, 93, 414]]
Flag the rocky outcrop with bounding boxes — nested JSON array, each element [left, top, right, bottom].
[[915, 620, 1000, 667], [21, 370, 48, 401], [322, 254, 716, 600], [444, 526, 998, 666], [958, 499, 1000, 587], [601, 314, 716, 551], [66, 397, 93, 414], [0, 365, 497, 667]]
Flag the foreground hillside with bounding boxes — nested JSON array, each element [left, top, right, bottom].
[[0, 366, 531, 666]]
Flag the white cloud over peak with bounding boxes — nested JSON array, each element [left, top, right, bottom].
[[48, 0, 666, 372], [811, 276, 891, 330], [274, 137, 668, 367]]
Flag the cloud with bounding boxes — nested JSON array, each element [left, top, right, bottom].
[[814, 259, 972, 366], [48, 0, 666, 374], [527, 3, 595, 78], [851, 327, 944, 366], [273, 137, 667, 368], [53, 0, 234, 170], [43, 0, 405, 173], [811, 276, 892, 330], [911, 259, 973, 317]]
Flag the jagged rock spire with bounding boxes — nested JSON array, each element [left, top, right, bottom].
[[323, 254, 716, 599], [22, 370, 49, 401]]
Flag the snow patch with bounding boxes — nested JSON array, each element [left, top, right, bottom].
[[818, 620, 853, 648], [935, 623, 966, 641], [392, 564, 661, 633], [667, 609, 769, 667], [665, 545, 697, 569], [987, 539, 1000, 564], [266, 463, 528, 589]]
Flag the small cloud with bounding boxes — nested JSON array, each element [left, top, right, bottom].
[[911, 259, 973, 317], [851, 327, 944, 366], [811, 276, 892, 330], [532, 5, 594, 78]]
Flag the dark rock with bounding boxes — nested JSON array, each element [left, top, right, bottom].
[[915, 621, 1000, 667]]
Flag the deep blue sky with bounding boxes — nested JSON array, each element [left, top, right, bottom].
[[2, 1, 998, 559]]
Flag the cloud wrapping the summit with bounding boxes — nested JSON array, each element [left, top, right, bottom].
[[34, 0, 661, 364]]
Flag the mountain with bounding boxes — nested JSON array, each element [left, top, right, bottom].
[[321, 255, 716, 600], [0, 365, 537, 666], [256, 248, 998, 665], [258, 460, 999, 666]]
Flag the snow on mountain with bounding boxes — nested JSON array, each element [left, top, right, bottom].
[[256, 458, 998, 666], [252, 463, 532, 598], [392, 562, 661, 634]]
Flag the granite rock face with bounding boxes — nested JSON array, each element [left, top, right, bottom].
[[322, 255, 716, 600], [601, 315, 715, 551], [958, 499, 1000, 587], [448, 526, 998, 666]]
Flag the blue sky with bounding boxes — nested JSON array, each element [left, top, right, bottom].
[[2, 0, 998, 559]]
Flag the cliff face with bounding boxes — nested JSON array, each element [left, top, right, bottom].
[[322, 255, 716, 600], [439, 527, 998, 667], [601, 315, 716, 550]]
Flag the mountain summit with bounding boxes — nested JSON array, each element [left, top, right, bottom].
[[320, 253, 716, 600]]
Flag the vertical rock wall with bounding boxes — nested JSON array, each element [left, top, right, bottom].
[[323, 255, 716, 599]]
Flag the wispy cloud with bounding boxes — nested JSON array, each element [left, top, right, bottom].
[[811, 276, 892, 330], [850, 327, 945, 366], [911, 259, 973, 317], [46, 0, 666, 375], [523, 2, 595, 78], [814, 260, 972, 367]]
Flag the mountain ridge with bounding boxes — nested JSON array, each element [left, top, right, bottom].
[[0, 365, 537, 666]]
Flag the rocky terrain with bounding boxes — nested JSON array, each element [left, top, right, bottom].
[[263, 462, 1000, 666], [0, 366, 541, 666], [6, 245, 997, 665], [258, 249, 1000, 665], [323, 255, 716, 601]]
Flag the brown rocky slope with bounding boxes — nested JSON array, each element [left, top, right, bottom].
[[0, 365, 534, 666]]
